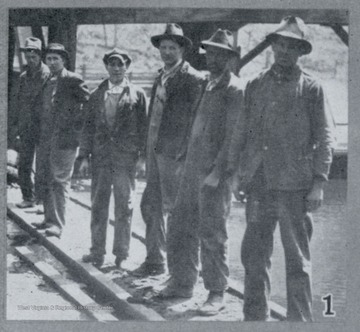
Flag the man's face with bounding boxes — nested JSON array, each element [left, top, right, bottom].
[[271, 36, 303, 68], [24, 51, 41, 70], [205, 46, 231, 76], [45, 53, 65, 74], [106, 58, 127, 84], [159, 39, 184, 68]]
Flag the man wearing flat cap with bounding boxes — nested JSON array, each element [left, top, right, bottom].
[[78, 49, 147, 268], [10, 37, 50, 209], [32, 43, 90, 238], [133, 23, 204, 277], [157, 29, 243, 316], [228, 16, 335, 321]]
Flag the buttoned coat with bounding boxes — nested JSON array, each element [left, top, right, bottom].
[[35, 68, 90, 149], [228, 67, 335, 191], [79, 79, 147, 167]]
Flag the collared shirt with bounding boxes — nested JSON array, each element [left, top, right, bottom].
[[160, 59, 183, 86], [205, 70, 226, 91], [105, 78, 128, 100]]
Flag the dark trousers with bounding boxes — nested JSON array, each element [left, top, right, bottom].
[[90, 156, 136, 258], [241, 186, 313, 321], [140, 152, 182, 267], [18, 135, 36, 202], [167, 175, 231, 292]]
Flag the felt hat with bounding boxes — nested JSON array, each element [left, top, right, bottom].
[[151, 23, 192, 49], [201, 29, 239, 55], [266, 16, 312, 54], [44, 43, 70, 61], [20, 37, 42, 54]]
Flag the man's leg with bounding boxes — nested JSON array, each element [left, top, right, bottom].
[[278, 191, 314, 322], [44, 147, 77, 229], [89, 165, 112, 257], [140, 150, 166, 267], [241, 189, 278, 321], [17, 135, 36, 204], [112, 156, 136, 263]]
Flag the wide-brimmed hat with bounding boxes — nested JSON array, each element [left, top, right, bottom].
[[201, 29, 239, 55], [20, 37, 42, 54], [44, 43, 70, 61], [151, 23, 192, 49], [103, 48, 132, 67], [266, 16, 312, 55]]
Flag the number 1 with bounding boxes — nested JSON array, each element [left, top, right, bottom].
[[322, 294, 336, 317]]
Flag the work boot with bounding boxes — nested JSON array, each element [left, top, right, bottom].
[[156, 280, 193, 299], [198, 291, 225, 316], [45, 225, 62, 238], [16, 200, 35, 208], [131, 262, 165, 277], [82, 253, 105, 268], [31, 220, 52, 230]]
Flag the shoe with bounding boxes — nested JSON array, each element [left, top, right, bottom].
[[16, 200, 35, 208], [156, 283, 193, 299], [115, 256, 125, 268], [45, 225, 62, 238], [31, 220, 52, 230], [131, 262, 165, 277], [82, 253, 104, 267], [198, 291, 225, 316]]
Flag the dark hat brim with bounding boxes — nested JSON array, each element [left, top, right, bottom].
[[266, 32, 312, 55], [151, 34, 193, 49], [20, 47, 42, 53], [201, 41, 239, 56]]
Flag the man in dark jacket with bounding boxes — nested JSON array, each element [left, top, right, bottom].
[[157, 29, 243, 316], [228, 17, 335, 321], [78, 49, 147, 268], [132, 24, 204, 277], [32, 43, 90, 238], [11, 37, 50, 209]]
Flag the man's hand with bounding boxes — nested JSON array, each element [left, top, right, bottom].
[[136, 158, 146, 179], [78, 158, 89, 178], [203, 170, 220, 189], [231, 175, 247, 203], [305, 181, 324, 212]]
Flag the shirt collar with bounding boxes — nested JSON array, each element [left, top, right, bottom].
[[108, 77, 128, 91], [206, 70, 226, 91], [270, 64, 301, 82]]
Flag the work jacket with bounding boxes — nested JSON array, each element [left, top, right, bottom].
[[79, 79, 147, 167], [228, 65, 335, 191], [14, 63, 50, 139], [147, 60, 204, 161], [35, 68, 90, 149]]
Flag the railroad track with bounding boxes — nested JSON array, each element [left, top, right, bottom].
[[7, 186, 286, 321]]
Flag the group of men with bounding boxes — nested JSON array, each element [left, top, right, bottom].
[[10, 16, 334, 321]]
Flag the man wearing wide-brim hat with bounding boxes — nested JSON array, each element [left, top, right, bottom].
[[132, 23, 205, 277], [31, 43, 90, 238], [228, 16, 335, 321], [10, 37, 50, 210], [77, 48, 147, 269], [157, 28, 244, 316]]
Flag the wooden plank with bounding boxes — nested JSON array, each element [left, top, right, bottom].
[[14, 245, 118, 321]]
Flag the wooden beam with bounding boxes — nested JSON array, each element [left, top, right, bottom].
[[330, 24, 349, 46], [9, 8, 349, 26]]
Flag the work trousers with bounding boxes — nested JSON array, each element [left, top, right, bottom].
[[18, 134, 36, 202], [90, 156, 136, 259], [37, 140, 77, 228], [140, 152, 182, 267], [241, 186, 313, 321], [168, 175, 231, 292]]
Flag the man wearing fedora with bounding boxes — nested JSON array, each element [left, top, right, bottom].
[[32, 43, 89, 238], [228, 16, 335, 321], [11, 37, 50, 209], [78, 49, 147, 268], [157, 29, 243, 316], [133, 23, 204, 277]]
